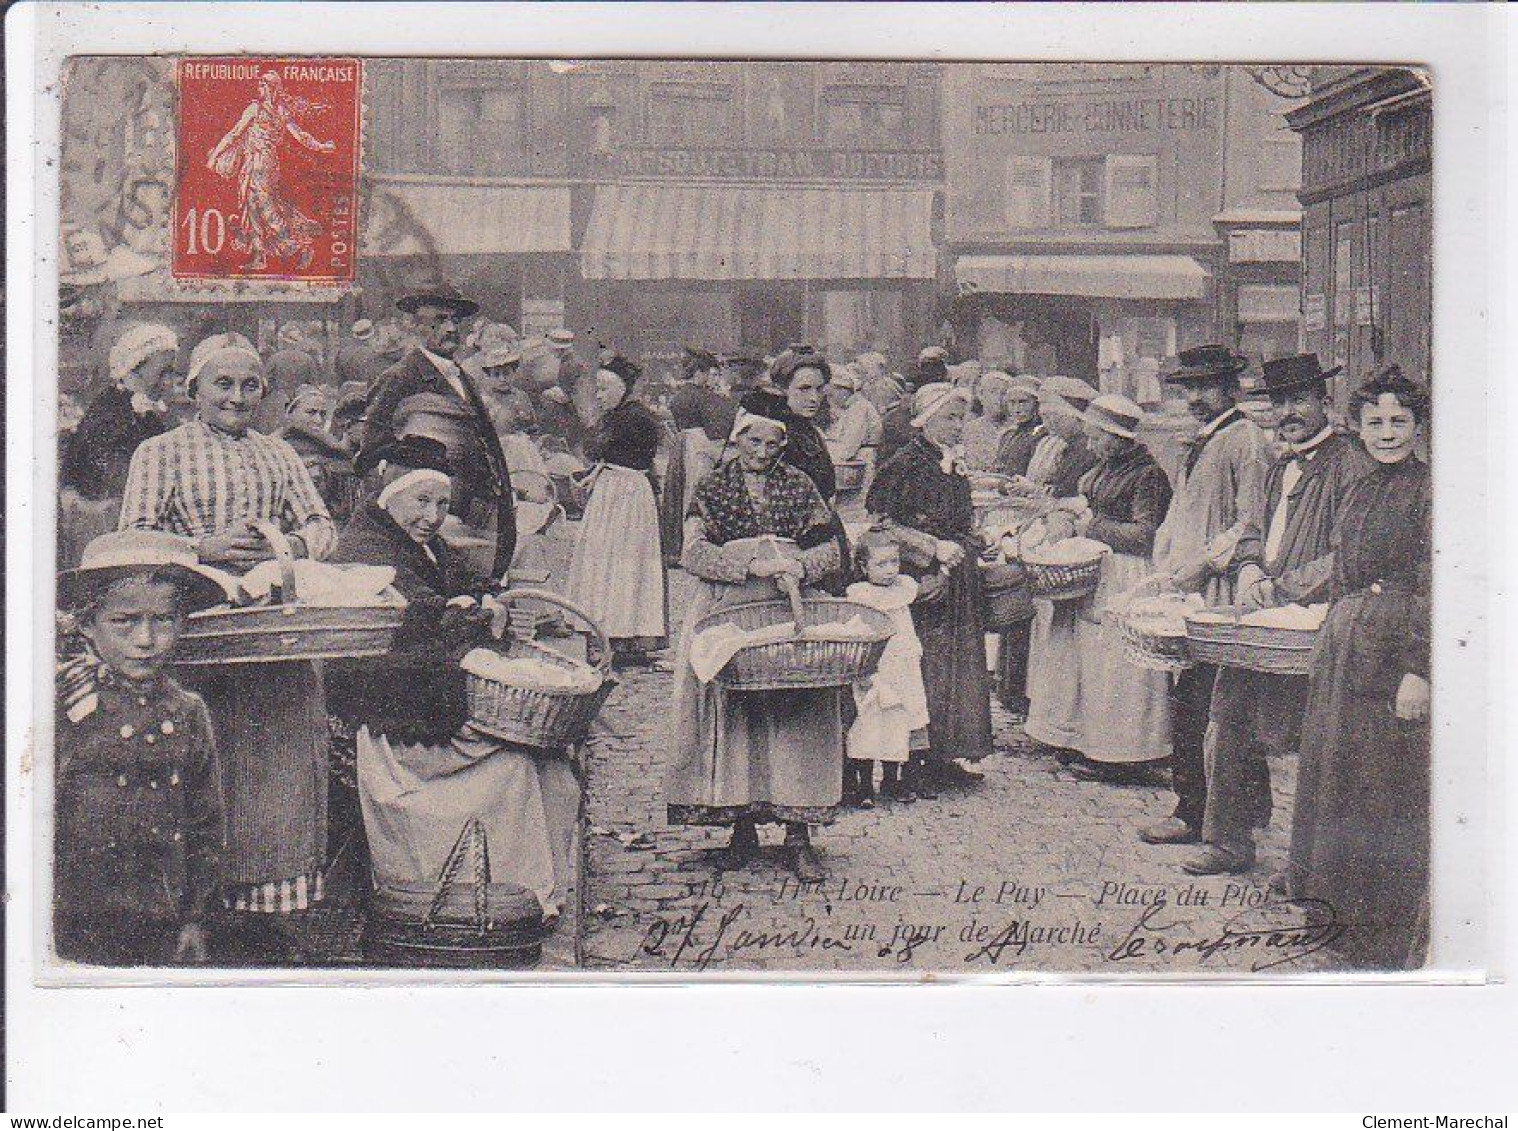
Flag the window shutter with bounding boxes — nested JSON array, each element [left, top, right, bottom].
[[1005, 156, 1052, 229], [1105, 154, 1158, 229]]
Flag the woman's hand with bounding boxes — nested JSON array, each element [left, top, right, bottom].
[[1395, 673, 1431, 722], [173, 923, 210, 965], [197, 524, 269, 567], [935, 539, 966, 569]]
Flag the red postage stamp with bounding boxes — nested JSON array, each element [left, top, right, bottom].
[[173, 57, 362, 282]]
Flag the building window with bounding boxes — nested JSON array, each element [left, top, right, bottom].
[[821, 84, 906, 145], [1005, 156, 1053, 229], [648, 81, 737, 146], [437, 84, 526, 175], [1104, 155, 1158, 229], [1054, 158, 1104, 227]]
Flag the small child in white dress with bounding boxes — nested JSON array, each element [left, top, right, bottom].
[[844, 529, 932, 806]]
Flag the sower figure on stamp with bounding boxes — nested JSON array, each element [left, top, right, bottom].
[[1137, 345, 1269, 849], [359, 282, 518, 580], [206, 70, 335, 273], [1180, 355, 1371, 875]]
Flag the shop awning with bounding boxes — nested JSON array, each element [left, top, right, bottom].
[[361, 182, 572, 256], [1238, 283, 1301, 323], [955, 254, 1210, 301], [579, 184, 937, 281]]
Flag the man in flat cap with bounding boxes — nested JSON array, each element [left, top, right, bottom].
[[360, 282, 516, 577]]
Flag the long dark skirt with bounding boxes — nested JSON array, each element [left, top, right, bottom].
[[911, 561, 994, 763], [1288, 592, 1430, 970]]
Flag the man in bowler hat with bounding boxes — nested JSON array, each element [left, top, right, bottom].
[[360, 282, 517, 577]]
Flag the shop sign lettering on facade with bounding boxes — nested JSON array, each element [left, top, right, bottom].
[[589, 147, 943, 181], [173, 57, 363, 282], [974, 96, 1219, 136]]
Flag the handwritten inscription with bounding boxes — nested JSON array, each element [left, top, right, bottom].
[[631, 876, 1343, 972]]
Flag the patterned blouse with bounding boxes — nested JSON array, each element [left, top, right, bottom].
[[118, 420, 336, 560]]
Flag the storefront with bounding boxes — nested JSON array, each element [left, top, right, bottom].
[[951, 252, 1214, 405], [1214, 208, 1303, 365], [940, 64, 1300, 404], [1287, 67, 1431, 394], [357, 176, 574, 333], [575, 182, 938, 379]]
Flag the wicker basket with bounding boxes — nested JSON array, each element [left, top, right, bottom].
[[465, 588, 616, 749], [1120, 618, 1193, 674], [1183, 605, 1318, 676], [980, 560, 1034, 630], [694, 594, 892, 691], [834, 459, 868, 493], [1020, 543, 1106, 602], [175, 522, 405, 666]]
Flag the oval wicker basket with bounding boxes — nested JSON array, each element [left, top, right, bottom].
[[1119, 617, 1193, 674], [979, 560, 1034, 630], [834, 459, 868, 493], [1020, 542, 1106, 602], [175, 522, 405, 666], [1183, 605, 1318, 676], [464, 588, 616, 750], [693, 596, 893, 692]]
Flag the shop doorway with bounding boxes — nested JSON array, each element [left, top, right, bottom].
[[739, 282, 807, 357], [957, 293, 1099, 381]]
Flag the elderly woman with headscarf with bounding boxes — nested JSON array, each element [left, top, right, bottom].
[[1024, 394, 1174, 779], [866, 383, 994, 795], [325, 436, 578, 925], [1014, 375, 1100, 500], [60, 322, 181, 567], [118, 341, 336, 927], [564, 355, 668, 668], [665, 410, 845, 881]]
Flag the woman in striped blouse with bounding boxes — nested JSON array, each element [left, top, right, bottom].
[[119, 344, 336, 938]]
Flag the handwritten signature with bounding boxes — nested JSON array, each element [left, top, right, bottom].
[[641, 902, 853, 970], [1103, 899, 1346, 972]]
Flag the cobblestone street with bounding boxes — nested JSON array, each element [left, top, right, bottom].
[[580, 565, 1336, 977]]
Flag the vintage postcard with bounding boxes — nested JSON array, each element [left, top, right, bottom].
[[40, 51, 1454, 981]]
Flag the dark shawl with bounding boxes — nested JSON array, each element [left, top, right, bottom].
[[691, 455, 834, 550], [62, 384, 167, 500], [1079, 441, 1173, 557], [588, 397, 662, 473], [865, 432, 993, 761], [993, 420, 1042, 480], [739, 387, 836, 502], [325, 502, 495, 746]]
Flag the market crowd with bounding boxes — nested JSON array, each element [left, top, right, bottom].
[[54, 280, 1432, 972]]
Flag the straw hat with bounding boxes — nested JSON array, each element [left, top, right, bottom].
[[59, 530, 234, 613], [1084, 393, 1145, 440]]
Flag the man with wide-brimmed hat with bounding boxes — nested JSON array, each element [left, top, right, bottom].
[[1138, 344, 1271, 850], [360, 281, 516, 577], [1180, 353, 1373, 874]]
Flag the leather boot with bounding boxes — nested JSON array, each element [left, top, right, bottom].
[[722, 819, 760, 871], [783, 824, 825, 883]]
